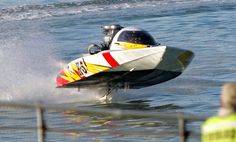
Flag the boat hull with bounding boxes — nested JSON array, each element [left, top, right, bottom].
[[64, 69, 181, 89], [56, 46, 194, 89]]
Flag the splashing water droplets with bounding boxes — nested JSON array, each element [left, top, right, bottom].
[[0, 22, 111, 104]]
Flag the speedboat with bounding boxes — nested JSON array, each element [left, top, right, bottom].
[[56, 25, 194, 93]]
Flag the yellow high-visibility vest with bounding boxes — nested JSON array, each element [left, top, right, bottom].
[[202, 114, 236, 142]]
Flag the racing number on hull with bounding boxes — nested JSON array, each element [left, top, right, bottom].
[[76, 58, 88, 77]]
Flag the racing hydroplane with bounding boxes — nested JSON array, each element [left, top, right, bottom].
[[56, 25, 194, 97]]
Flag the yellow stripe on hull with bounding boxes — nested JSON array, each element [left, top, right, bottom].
[[120, 43, 148, 50], [86, 63, 110, 74], [64, 69, 80, 81]]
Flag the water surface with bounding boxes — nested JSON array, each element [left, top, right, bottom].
[[0, 0, 236, 141]]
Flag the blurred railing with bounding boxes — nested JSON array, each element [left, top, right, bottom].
[[0, 101, 207, 142]]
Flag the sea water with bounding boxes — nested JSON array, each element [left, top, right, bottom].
[[0, 0, 236, 141]]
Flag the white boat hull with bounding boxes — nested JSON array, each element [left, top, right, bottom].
[[56, 46, 194, 89]]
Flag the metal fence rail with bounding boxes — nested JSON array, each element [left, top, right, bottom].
[[0, 101, 207, 142]]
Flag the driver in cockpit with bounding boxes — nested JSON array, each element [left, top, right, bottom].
[[88, 24, 123, 54]]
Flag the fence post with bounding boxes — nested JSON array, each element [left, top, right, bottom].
[[178, 113, 189, 142], [36, 107, 45, 142]]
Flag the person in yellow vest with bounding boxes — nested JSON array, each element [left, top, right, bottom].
[[202, 82, 236, 142]]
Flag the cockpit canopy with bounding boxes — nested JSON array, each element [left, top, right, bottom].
[[117, 30, 156, 45], [110, 27, 157, 50]]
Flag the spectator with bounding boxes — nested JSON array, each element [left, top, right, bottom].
[[202, 83, 236, 142]]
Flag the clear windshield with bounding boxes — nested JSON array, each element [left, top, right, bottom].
[[117, 31, 156, 45]]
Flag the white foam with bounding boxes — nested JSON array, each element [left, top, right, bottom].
[[0, 24, 103, 104]]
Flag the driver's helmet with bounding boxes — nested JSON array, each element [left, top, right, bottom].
[[102, 24, 123, 48], [110, 27, 157, 50]]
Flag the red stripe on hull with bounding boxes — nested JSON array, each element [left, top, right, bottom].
[[56, 76, 69, 87], [102, 52, 119, 67]]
